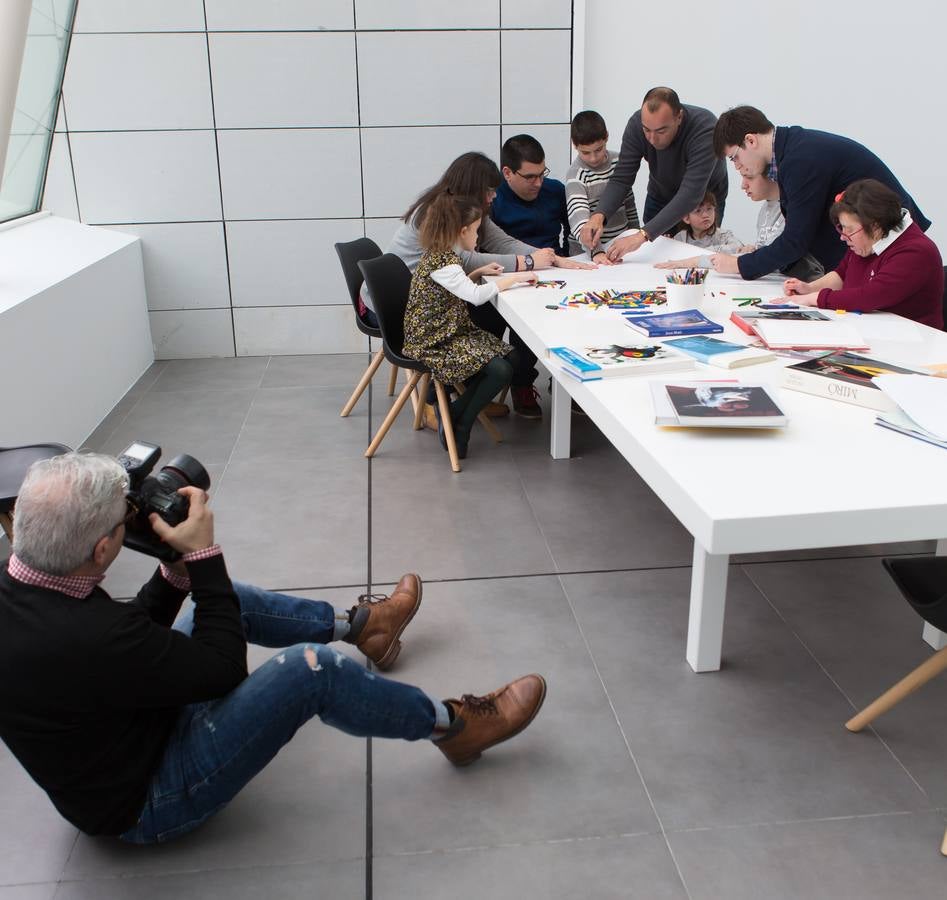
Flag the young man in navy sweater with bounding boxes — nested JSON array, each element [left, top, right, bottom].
[[492, 134, 571, 257], [711, 105, 930, 281]]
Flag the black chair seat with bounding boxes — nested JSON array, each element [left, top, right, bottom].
[[0, 443, 71, 514]]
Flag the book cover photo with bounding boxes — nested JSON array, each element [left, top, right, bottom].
[[663, 383, 788, 427], [549, 343, 694, 381], [663, 335, 776, 368], [783, 352, 923, 411]]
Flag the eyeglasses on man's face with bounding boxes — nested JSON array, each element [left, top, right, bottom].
[[515, 167, 549, 183]]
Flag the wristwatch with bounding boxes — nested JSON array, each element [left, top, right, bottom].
[[524, 254, 534, 271]]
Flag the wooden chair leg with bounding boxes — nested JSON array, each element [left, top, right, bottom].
[[497, 386, 510, 405], [452, 382, 503, 443], [340, 348, 386, 417], [434, 380, 461, 472], [413, 373, 431, 430], [387, 362, 399, 396], [941, 826, 947, 856], [365, 372, 421, 458], [846, 645, 947, 732], [0, 512, 13, 542]]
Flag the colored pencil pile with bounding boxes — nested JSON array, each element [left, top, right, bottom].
[[559, 289, 667, 311], [533, 279, 567, 289], [665, 268, 709, 285]]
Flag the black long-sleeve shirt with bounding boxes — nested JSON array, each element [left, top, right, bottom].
[[596, 104, 729, 240], [0, 554, 247, 835]]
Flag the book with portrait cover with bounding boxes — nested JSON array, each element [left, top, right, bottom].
[[548, 343, 694, 382], [651, 382, 788, 428], [782, 352, 924, 411]]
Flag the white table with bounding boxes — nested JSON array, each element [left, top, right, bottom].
[[494, 236, 947, 672]]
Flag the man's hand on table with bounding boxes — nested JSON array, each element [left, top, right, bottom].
[[605, 230, 648, 261], [579, 214, 605, 249], [590, 248, 619, 266], [709, 253, 740, 275], [553, 255, 597, 270]]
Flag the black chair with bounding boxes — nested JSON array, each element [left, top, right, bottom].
[[358, 254, 500, 472], [0, 443, 72, 540], [845, 555, 947, 854], [335, 238, 402, 417]]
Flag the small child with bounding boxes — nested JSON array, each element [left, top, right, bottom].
[[565, 110, 639, 262], [402, 194, 537, 459], [674, 191, 743, 252]]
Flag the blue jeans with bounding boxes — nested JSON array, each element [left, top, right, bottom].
[[119, 582, 437, 844]]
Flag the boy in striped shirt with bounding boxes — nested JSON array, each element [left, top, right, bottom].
[[565, 110, 640, 262]]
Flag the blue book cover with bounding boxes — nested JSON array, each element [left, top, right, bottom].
[[623, 308, 723, 337]]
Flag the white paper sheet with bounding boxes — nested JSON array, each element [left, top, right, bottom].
[[853, 314, 922, 343], [873, 374, 947, 439]]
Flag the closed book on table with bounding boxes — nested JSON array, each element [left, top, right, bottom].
[[730, 308, 830, 335], [749, 318, 869, 350], [548, 343, 694, 382], [663, 335, 776, 369], [782, 352, 921, 411], [651, 382, 788, 428], [624, 308, 723, 337]]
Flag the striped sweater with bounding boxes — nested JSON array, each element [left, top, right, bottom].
[[565, 150, 639, 255]]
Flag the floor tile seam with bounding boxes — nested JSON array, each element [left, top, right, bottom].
[[740, 563, 933, 802], [368, 827, 668, 861], [507, 450, 562, 574], [53, 830, 81, 890], [554, 573, 695, 900], [212, 375, 275, 493], [662, 807, 938, 837], [50, 852, 370, 886]]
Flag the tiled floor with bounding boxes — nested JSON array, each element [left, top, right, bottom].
[[2, 353, 946, 899]]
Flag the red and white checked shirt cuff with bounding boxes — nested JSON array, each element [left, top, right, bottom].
[[159, 544, 222, 591]]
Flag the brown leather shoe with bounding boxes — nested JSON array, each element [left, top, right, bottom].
[[484, 400, 510, 418], [435, 674, 546, 766], [348, 574, 422, 670], [422, 403, 438, 431]]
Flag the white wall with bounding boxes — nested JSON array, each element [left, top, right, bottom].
[[580, 0, 946, 255], [42, 0, 575, 358]]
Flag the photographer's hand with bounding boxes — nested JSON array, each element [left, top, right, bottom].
[[149, 486, 215, 556]]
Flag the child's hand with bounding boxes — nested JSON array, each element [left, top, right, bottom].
[[470, 262, 504, 280], [654, 260, 683, 269], [497, 272, 538, 291]]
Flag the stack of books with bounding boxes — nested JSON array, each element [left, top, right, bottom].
[[731, 308, 867, 350], [650, 382, 789, 428]]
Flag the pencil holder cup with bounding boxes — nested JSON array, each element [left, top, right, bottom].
[[665, 282, 705, 312]]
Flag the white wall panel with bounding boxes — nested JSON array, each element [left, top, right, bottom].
[[204, 0, 353, 31], [227, 219, 364, 307], [150, 309, 235, 359], [64, 34, 213, 131], [234, 306, 365, 356], [70, 131, 222, 224], [501, 30, 571, 124], [107, 222, 231, 310], [74, 0, 206, 32], [358, 32, 500, 127], [217, 129, 362, 221], [355, 0, 499, 29], [502, 1, 572, 28], [209, 33, 357, 129], [361, 125, 500, 219], [364, 218, 403, 253]]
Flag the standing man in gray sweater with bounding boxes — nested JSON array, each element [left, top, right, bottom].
[[580, 87, 728, 261]]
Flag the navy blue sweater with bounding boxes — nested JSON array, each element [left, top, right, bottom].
[[738, 126, 930, 280], [491, 179, 569, 256]]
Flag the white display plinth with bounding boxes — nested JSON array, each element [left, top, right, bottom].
[[0, 214, 153, 449]]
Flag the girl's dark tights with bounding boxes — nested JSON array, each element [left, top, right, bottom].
[[449, 351, 519, 442]]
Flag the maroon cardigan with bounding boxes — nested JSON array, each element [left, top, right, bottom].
[[817, 221, 944, 328]]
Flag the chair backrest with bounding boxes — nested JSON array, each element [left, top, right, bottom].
[[335, 237, 382, 336], [0, 443, 72, 514], [358, 254, 417, 368], [941, 266, 946, 332]]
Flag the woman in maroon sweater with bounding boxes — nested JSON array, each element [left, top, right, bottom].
[[782, 178, 943, 328]]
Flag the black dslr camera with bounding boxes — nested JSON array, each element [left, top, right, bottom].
[[117, 441, 211, 562]]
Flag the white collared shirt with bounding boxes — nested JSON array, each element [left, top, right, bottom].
[[872, 209, 913, 256]]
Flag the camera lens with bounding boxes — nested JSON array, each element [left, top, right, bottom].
[[155, 454, 211, 492]]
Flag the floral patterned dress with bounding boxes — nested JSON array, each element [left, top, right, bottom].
[[402, 249, 512, 383]]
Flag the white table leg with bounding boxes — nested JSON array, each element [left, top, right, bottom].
[[686, 543, 730, 673], [922, 539, 947, 650], [550, 378, 571, 459]]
